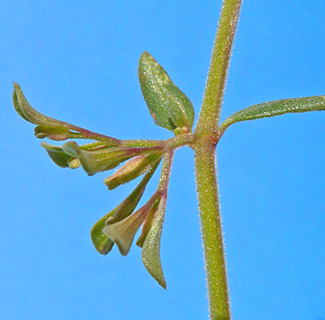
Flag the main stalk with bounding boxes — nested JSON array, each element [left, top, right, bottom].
[[193, 0, 242, 319]]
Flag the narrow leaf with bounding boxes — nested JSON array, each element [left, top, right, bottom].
[[142, 196, 167, 289], [219, 95, 325, 133], [13, 83, 120, 146], [13, 83, 76, 129], [138, 52, 195, 132]]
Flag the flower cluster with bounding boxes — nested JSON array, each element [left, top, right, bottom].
[[13, 52, 195, 288]]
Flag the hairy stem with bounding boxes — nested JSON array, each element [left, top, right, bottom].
[[195, 0, 242, 137], [194, 142, 229, 320], [194, 0, 242, 319]]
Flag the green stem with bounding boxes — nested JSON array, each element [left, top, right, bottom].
[[195, 0, 242, 137], [194, 0, 242, 319], [194, 142, 229, 320], [120, 133, 194, 149]]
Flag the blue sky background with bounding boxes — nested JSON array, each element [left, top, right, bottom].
[[1, 1, 324, 319]]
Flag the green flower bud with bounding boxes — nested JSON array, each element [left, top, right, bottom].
[[41, 142, 74, 168], [67, 158, 81, 169], [62, 141, 133, 176], [104, 153, 162, 190], [91, 165, 157, 255], [90, 210, 115, 255], [34, 125, 85, 141], [102, 205, 149, 256]]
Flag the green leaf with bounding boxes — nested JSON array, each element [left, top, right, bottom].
[[13, 83, 121, 145], [138, 51, 195, 132], [13, 83, 76, 129], [219, 95, 325, 133], [41, 142, 74, 168], [104, 153, 162, 190], [142, 196, 167, 289]]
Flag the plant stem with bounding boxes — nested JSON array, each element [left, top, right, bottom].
[[194, 142, 229, 320], [194, 0, 242, 319], [195, 0, 242, 136]]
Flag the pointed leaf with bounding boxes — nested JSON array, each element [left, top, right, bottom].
[[104, 153, 162, 190], [138, 52, 195, 132], [41, 142, 74, 168], [13, 83, 121, 145], [219, 95, 325, 133], [13, 83, 76, 129], [142, 196, 167, 289]]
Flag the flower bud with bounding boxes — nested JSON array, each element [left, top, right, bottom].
[[104, 153, 162, 190], [62, 141, 133, 176], [102, 205, 149, 256], [41, 142, 74, 168]]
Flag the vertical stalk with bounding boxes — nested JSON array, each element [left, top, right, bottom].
[[195, 143, 229, 319], [195, 0, 242, 135], [194, 0, 242, 319]]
